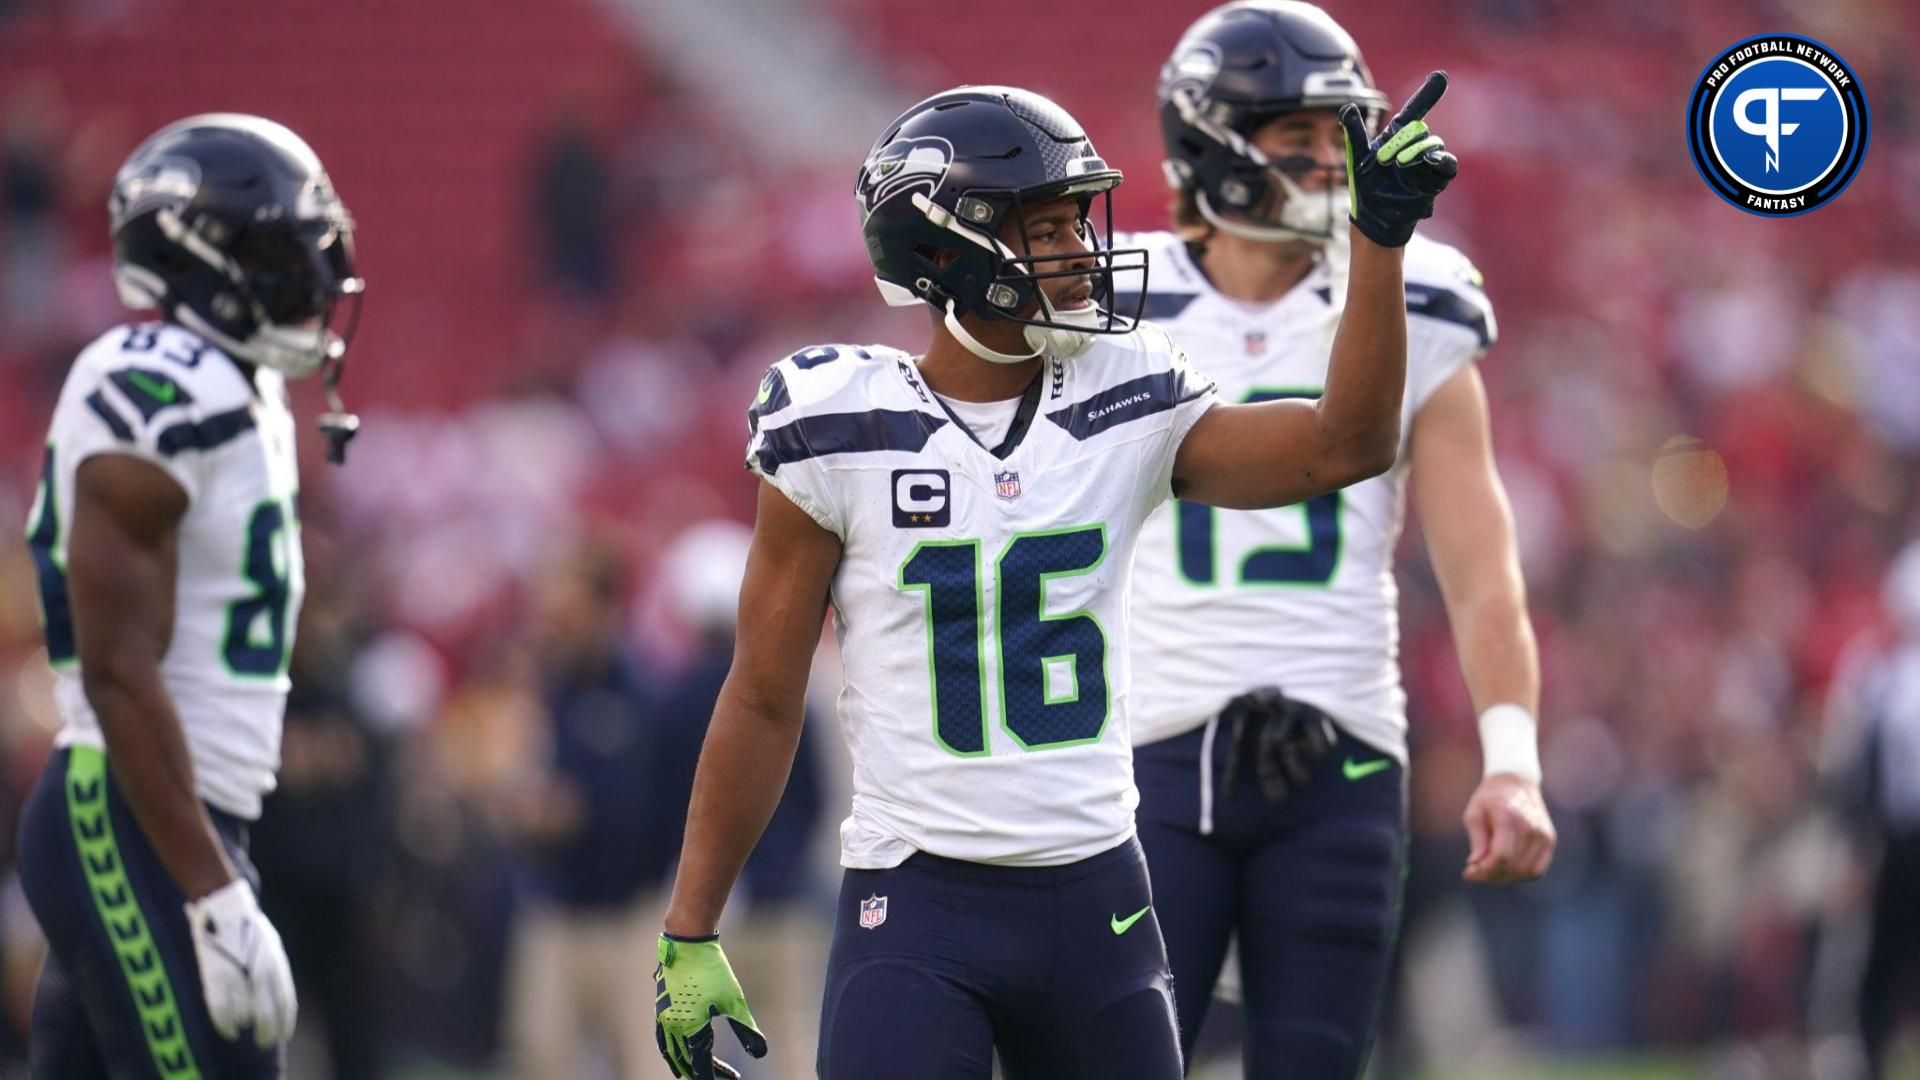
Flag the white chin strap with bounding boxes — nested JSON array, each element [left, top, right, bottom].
[[945, 297, 1110, 365], [945, 299, 1041, 365]]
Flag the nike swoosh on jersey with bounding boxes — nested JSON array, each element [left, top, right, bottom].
[[1110, 905, 1151, 936], [126, 371, 179, 404], [1342, 757, 1392, 781]]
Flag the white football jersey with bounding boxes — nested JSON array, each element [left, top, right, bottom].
[[746, 331, 1218, 868], [26, 323, 304, 819], [1124, 232, 1496, 762]]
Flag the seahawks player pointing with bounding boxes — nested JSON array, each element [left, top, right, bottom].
[[656, 80, 1455, 1079], [1128, 4, 1557, 1076], [19, 115, 362, 1078]]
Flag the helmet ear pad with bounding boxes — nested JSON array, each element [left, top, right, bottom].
[[1207, 136, 1282, 216], [910, 225, 1046, 333]]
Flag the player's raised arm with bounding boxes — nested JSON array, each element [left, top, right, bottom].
[[1170, 72, 1458, 510], [657, 478, 839, 1078]]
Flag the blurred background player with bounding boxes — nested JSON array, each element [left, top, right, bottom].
[[1818, 542, 1920, 1080], [251, 544, 396, 1080], [496, 524, 825, 1080], [653, 78, 1454, 1080], [1124, 4, 1555, 1075], [498, 535, 680, 1079], [17, 114, 362, 1078]]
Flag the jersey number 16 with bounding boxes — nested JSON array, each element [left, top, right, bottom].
[[899, 525, 1109, 757]]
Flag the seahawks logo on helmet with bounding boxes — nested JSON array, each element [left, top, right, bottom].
[[859, 135, 953, 218], [1161, 42, 1223, 100], [109, 156, 201, 227]]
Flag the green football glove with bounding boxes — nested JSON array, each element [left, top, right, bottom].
[[1340, 70, 1459, 247], [654, 934, 768, 1080]]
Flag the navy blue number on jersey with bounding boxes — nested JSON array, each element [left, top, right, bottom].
[[901, 542, 989, 756], [26, 447, 75, 665], [998, 528, 1107, 748], [1177, 389, 1342, 586], [790, 345, 871, 370], [222, 499, 295, 677], [121, 323, 207, 368], [900, 526, 1109, 755]]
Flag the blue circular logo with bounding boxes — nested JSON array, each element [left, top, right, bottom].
[[1687, 34, 1869, 217]]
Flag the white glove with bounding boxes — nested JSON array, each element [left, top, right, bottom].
[[183, 879, 297, 1046]]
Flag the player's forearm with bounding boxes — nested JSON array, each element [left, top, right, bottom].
[[1443, 580, 1540, 716], [664, 678, 806, 937], [1316, 227, 1407, 480], [83, 667, 236, 899]]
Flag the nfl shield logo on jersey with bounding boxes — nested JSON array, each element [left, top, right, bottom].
[[995, 470, 1022, 501], [1245, 330, 1267, 355], [858, 894, 888, 930]]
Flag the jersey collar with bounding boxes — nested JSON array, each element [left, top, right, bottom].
[[922, 366, 1044, 460]]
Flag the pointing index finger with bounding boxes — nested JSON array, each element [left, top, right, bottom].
[[1391, 71, 1449, 128]]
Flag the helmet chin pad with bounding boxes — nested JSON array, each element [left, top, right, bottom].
[[1022, 305, 1107, 362], [1195, 170, 1342, 245], [171, 303, 337, 376]]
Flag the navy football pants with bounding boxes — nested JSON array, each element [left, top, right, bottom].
[[1136, 721, 1406, 1079], [817, 838, 1182, 1079], [18, 746, 280, 1080]]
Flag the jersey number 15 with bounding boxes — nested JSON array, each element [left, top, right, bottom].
[[1177, 389, 1343, 587]]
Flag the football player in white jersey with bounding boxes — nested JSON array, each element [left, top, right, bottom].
[[652, 78, 1460, 1079], [18, 115, 363, 1078], [1125, 4, 1559, 1075]]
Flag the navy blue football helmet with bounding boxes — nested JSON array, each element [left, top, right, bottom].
[[109, 113, 364, 459], [857, 86, 1147, 362], [1160, 1, 1389, 243], [109, 114, 362, 378]]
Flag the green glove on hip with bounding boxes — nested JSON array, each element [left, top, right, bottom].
[[654, 934, 768, 1080]]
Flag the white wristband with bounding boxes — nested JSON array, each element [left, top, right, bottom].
[[1477, 704, 1542, 785]]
